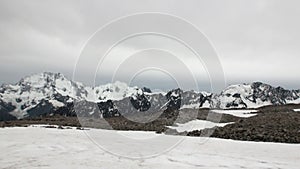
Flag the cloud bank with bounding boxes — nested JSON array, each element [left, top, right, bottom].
[[0, 0, 299, 91]]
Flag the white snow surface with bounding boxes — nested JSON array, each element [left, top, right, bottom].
[[0, 127, 299, 169], [48, 100, 64, 107], [212, 109, 258, 118], [294, 109, 300, 112], [168, 120, 232, 132]]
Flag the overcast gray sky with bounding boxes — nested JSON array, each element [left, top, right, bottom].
[[0, 0, 299, 91]]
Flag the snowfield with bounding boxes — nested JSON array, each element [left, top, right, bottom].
[[211, 109, 258, 118], [168, 120, 232, 132], [0, 127, 299, 169]]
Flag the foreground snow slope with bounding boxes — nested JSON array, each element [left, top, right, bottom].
[[0, 127, 299, 169]]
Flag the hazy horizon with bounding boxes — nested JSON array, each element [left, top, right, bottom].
[[1, 71, 299, 93]]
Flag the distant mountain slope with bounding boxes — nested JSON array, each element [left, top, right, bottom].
[[0, 72, 299, 120], [211, 82, 300, 109]]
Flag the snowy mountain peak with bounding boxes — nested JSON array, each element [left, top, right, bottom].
[[0, 73, 145, 118], [11, 72, 68, 91], [212, 82, 300, 109], [18, 72, 65, 84]]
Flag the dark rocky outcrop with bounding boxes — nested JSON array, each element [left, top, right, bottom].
[[0, 100, 17, 121], [130, 90, 151, 112], [165, 88, 182, 112], [188, 104, 300, 143]]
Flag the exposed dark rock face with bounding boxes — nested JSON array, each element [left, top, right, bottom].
[[177, 91, 212, 109], [130, 90, 151, 112], [52, 93, 71, 103], [53, 102, 76, 117], [37, 99, 120, 119], [15, 98, 22, 103], [141, 87, 152, 93], [97, 100, 120, 118], [158, 89, 182, 120], [0, 100, 17, 121], [250, 82, 299, 105], [0, 100, 16, 113], [68, 100, 121, 118], [199, 93, 212, 107], [232, 93, 240, 98], [165, 88, 182, 111], [25, 93, 73, 118], [0, 112, 17, 121], [225, 98, 247, 108], [27, 99, 55, 117]]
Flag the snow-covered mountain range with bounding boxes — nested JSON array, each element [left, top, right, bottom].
[[212, 82, 300, 109], [0, 72, 299, 120]]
